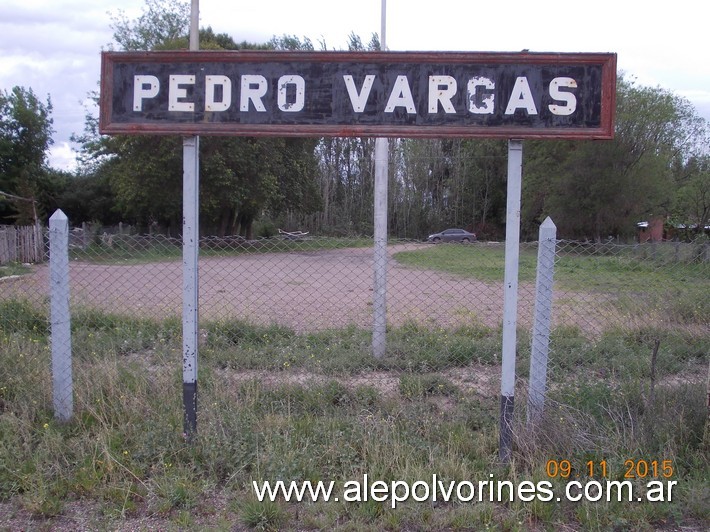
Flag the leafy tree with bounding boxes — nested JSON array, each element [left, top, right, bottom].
[[109, 0, 190, 51], [455, 139, 508, 238], [0, 86, 55, 224], [99, 135, 184, 230], [56, 169, 121, 226], [73, 0, 321, 237], [299, 32, 381, 236], [671, 155, 710, 238], [523, 77, 708, 241], [383, 138, 508, 240]]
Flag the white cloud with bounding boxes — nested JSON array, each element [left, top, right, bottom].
[[0, 1, 136, 170], [2, 0, 709, 171], [48, 142, 79, 172]]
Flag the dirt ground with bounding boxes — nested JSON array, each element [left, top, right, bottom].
[[2, 244, 509, 329], [2, 243, 617, 333]]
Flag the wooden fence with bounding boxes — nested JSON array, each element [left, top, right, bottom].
[[0, 225, 45, 264]]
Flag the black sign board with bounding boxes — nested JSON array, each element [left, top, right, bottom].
[[100, 50, 616, 139]]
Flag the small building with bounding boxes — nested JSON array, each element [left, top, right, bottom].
[[636, 216, 664, 242], [637, 216, 710, 242]]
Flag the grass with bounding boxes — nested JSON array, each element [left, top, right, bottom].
[[0, 301, 708, 530], [0, 262, 31, 279], [202, 320, 499, 374], [394, 242, 710, 297], [394, 243, 539, 283], [397, 243, 709, 343]]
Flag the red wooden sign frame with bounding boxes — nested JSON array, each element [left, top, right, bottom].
[[100, 50, 616, 139]]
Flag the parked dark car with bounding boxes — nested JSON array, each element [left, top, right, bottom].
[[427, 228, 477, 243]]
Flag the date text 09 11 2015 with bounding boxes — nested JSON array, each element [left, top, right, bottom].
[[546, 459, 675, 479]]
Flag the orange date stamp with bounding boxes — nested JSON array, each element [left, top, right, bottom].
[[545, 459, 675, 479]]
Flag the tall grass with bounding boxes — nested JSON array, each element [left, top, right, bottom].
[[0, 300, 707, 529]]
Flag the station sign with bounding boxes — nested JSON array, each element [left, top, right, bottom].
[[100, 50, 616, 139]]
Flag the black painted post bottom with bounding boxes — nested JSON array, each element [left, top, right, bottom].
[[499, 395, 514, 463], [183, 381, 197, 442]]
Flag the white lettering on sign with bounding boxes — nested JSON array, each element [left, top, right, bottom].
[[468, 77, 495, 114], [206, 75, 232, 112], [343, 75, 375, 112], [169, 75, 195, 112], [548, 77, 577, 115], [129, 72, 581, 118], [277, 75, 305, 112], [133, 75, 160, 111], [429, 76, 457, 114], [240, 75, 268, 112], [505, 76, 537, 115], [385, 75, 417, 114]]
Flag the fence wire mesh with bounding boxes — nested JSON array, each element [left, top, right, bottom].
[[2, 224, 709, 526], [2, 229, 707, 405]]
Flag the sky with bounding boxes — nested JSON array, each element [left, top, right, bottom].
[[1, 0, 709, 171]]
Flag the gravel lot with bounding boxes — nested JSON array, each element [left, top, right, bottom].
[[3, 244, 525, 331]]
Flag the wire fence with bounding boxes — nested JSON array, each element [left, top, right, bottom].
[[1, 225, 708, 421]]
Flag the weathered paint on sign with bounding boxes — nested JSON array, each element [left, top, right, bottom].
[[100, 50, 616, 139]]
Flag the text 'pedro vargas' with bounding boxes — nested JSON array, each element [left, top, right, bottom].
[[132, 73, 579, 117]]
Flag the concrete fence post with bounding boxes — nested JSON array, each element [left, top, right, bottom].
[[372, 136, 389, 359], [49, 209, 73, 421], [499, 139, 523, 463], [527, 216, 557, 424]]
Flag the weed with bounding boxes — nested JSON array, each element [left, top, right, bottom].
[[0, 299, 47, 336], [0, 303, 707, 528], [399, 374, 459, 398], [240, 499, 288, 531]]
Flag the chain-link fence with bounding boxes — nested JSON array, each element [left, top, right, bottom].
[[2, 219, 709, 526], [3, 224, 708, 408]]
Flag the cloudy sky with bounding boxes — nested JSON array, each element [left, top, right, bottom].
[[1, 0, 708, 171]]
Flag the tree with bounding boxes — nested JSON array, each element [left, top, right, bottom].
[[293, 32, 382, 236], [0, 86, 54, 224], [57, 169, 121, 226], [672, 155, 710, 238], [73, 0, 321, 236], [522, 77, 708, 241], [109, 0, 190, 51]]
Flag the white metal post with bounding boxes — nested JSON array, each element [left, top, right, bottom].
[[49, 209, 72, 422], [182, 0, 200, 439], [372, 137, 389, 358], [500, 139, 523, 463], [528, 216, 557, 424], [372, 0, 388, 359]]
